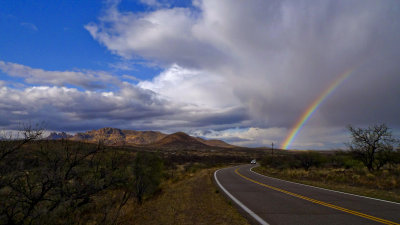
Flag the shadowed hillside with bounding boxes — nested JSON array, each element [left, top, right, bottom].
[[151, 132, 209, 149], [195, 137, 235, 148]]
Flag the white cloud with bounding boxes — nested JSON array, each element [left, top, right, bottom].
[[192, 126, 348, 150], [0, 84, 173, 129], [194, 127, 286, 147], [0, 58, 251, 135], [85, 0, 400, 149], [85, 5, 226, 68], [0, 77, 247, 136], [20, 22, 38, 31], [87, 0, 400, 121], [0, 61, 121, 90], [138, 64, 239, 109], [139, 0, 166, 8], [121, 74, 139, 81]]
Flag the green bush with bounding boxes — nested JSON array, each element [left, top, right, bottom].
[[261, 151, 328, 171], [295, 151, 325, 170], [260, 155, 300, 170]]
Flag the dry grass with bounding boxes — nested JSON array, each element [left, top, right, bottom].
[[119, 168, 250, 225], [253, 166, 400, 203]]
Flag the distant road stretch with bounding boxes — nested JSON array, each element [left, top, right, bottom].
[[214, 165, 400, 225]]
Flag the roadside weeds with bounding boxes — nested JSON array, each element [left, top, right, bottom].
[[253, 166, 400, 203], [122, 168, 251, 225]]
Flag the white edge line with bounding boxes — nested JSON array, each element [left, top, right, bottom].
[[250, 166, 400, 206], [214, 168, 270, 225]]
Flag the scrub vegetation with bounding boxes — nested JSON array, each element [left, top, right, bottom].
[[3, 123, 398, 224], [0, 126, 254, 225], [255, 124, 400, 202], [122, 168, 250, 225]]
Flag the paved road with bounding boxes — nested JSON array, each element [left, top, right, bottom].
[[214, 165, 400, 225]]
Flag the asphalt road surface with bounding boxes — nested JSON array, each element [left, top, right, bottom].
[[214, 164, 400, 225]]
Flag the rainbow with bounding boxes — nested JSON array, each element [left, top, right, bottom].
[[281, 69, 354, 150]]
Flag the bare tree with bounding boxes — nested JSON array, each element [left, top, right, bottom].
[[348, 124, 398, 171], [0, 123, 43, 160], [1, 128, 136, 225]]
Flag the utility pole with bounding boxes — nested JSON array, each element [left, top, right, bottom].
[[271, 142, 274, 156]]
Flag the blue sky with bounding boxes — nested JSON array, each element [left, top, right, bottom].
[[1, 0, 399, 149], [1, 1, 105, 70], [0, 0, 163, 81]]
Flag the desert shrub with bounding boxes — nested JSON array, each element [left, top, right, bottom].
[[366, 173, 376, 180], [387, 150, 400, 169], [295, 151, 325, 170], [0, 138, 156, 225], [133, 151, 164, 204], [261, 155, 300, 169], [184, 162, 208, 173], [344, 159, 364, 169], [261, 151, 328, 171], [329, 152, 351, 167]]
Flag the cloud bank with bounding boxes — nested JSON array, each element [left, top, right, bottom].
[[0, 61, 121, 90], [2, 0, 400, 149]]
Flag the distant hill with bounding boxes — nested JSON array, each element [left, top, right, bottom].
[[46, 132, 73, 140], [70, 128, 167, 145], [151, 132, 209, 148], [47, 128, 166, 145], [122, 130, 168, 145], [195, 137, 235, 148], [45, 128, 235, 148]]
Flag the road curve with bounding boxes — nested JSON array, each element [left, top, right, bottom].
[[214, 164, 400, 225]]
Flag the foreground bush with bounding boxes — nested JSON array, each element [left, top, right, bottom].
[[0, 132, 168, 225], [0, 139, 135, 225]]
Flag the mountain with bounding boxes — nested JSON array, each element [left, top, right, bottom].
[[70, 128, 126, 145], [46, 132, 73, 140], [122, 130, 167, 145], [151, 132, 209, 148], [47, 128, 166, 145], [45, 128, 236, 148]]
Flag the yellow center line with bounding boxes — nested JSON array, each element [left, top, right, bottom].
[[235, 168, 400, 225]]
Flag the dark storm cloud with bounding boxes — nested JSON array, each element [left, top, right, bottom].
[[189, 108, 249, 127], [87, 0, 400, 131], [0, 85, 180, 131], [0, 80, 248, 133]]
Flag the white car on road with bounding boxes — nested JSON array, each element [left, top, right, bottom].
[[250, 159, 256, 164]]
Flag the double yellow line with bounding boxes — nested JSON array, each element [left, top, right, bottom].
[[235, 168, 400, 225]]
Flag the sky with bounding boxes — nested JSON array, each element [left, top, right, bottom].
[[1, 0, 400, 149]]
